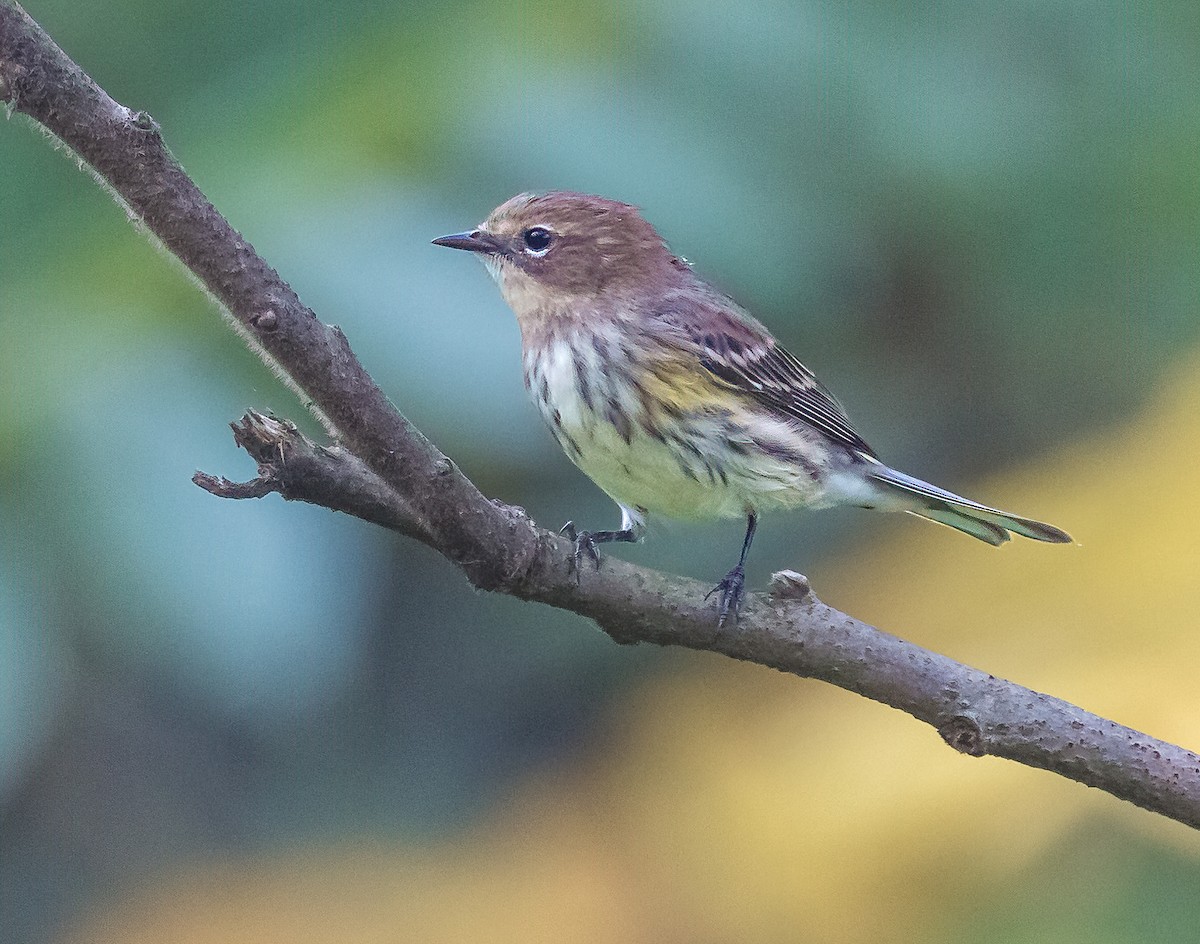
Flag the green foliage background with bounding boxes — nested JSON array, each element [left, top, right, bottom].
[[1, 0, 1197, 941]]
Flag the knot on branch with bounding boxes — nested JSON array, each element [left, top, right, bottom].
[[192, 412, 295, 500], [769, 570, 812, 602], [231, 411, 299, 465], [127, 108, 160, 136], [250, 309, 278, 332], [939, 715, 986, 756]]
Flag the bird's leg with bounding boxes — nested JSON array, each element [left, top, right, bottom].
[[560, 521, 638, 579], [706, 512, 758, 628]]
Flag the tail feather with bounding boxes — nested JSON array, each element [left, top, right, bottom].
[[910, 508, 1010, 546], [868, 465, 1072, 545]]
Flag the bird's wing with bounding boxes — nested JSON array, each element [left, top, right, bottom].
[[649, 293, 878, 458]]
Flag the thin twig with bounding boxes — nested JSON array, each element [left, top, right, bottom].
[[192, 412, 428, 538]]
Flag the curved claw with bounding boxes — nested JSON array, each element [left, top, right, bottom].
[[560, 520, 602, 580], [706, 564, 746, 629]]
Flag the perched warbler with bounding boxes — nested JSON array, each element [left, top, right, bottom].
[[435, 192, 1071, 624]]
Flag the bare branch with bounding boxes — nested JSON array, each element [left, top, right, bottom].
[[192, 413, 428, 539], [192, 471, 277, 500], [4, 1, 1198, 829]]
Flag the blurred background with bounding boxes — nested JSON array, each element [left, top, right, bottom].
[[2, 0, 1198, 940]]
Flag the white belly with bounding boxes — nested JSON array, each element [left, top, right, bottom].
[[525, 338, 837, 521]]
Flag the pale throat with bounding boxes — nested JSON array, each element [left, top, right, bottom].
[[481, 255, 537, 313], [482, 255, 597, 342]]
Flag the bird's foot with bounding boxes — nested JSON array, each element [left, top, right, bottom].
[[560, 522, 638, 583], [560, 521, 603, 581], [706, 563, 746, 629]]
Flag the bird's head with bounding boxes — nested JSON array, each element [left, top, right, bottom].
[[434, 191, 691, 323]]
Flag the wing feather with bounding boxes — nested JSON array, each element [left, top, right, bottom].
[[648, 291, 877, 458]]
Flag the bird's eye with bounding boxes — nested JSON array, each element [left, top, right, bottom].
[[521, 226, 554, 255]]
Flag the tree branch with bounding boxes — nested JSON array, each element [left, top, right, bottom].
[[191, 412, 429, 539], [4, 0, 1198, 829]]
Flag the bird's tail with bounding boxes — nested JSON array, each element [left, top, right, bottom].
[[867, 465, 1072, 546]]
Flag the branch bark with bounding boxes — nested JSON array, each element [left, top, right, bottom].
[[4, 0, 1198, 829]]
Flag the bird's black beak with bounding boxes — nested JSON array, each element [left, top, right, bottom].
[[432, 230, 502, 254]]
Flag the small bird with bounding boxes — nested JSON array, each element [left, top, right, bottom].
[[434, 192, 1071, 624]]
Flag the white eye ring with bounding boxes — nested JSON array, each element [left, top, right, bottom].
[[520, 226, 554, 257]]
